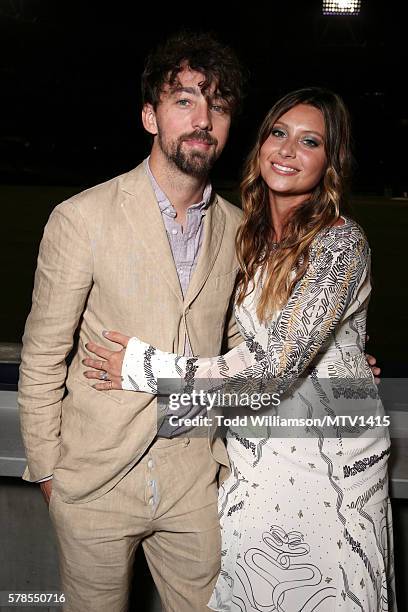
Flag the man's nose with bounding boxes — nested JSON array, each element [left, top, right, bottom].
[[192, 101, 212, 131]]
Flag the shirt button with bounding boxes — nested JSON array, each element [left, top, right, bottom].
[[147, 458, 154, 469], [171, 228, 178, 235]]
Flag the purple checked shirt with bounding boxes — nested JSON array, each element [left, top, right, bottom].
[[145, 158, 212, 357]]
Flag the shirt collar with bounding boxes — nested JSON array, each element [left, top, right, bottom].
[[144, 157, 212, 218]]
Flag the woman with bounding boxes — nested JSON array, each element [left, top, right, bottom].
[[84, 88, 395, 610]]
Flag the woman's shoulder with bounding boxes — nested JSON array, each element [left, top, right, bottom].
[[311, 216, 369, 259]]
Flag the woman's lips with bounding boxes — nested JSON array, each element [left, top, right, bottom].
[[271, 162, 300, 175]]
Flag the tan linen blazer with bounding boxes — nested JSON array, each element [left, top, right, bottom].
[[18, 162, 243, 503]]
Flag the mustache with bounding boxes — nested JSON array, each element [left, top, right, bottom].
[[180, 130, 217, 146]]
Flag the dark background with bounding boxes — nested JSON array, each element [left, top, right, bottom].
[[0, 4, 407, 608], [0, 0, 407, 193]]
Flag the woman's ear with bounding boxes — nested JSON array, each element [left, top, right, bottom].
[[142, 103, 158, 135]]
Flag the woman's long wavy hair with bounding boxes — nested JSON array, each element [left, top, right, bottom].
[[236, 87, 352, 322]]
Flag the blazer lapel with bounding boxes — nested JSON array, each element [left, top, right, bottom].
[[120, 164, 183, 303], [185, 195, 226, 307]]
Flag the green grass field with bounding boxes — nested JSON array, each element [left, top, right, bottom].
[[1, 184, 407, 370]]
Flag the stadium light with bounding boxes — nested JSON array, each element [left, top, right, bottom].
[[322, 0, 361, 15]]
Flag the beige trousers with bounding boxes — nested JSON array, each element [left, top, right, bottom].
[[49, 437, 221, 612]]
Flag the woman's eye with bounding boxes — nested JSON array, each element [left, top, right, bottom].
[[177, 99, 191, 107], [271, 128, 285, 138], [302, 138, 319, 148], [211, 105, 225, 113]]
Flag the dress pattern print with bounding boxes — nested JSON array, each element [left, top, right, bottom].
[[121, 218, 396, 611]]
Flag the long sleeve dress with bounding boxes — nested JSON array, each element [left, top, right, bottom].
[[121, 217, 396, 611]]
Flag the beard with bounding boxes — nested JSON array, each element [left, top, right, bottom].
[[158, 129, 219, 179]]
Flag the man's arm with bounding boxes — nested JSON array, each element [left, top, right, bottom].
[[18, 200, 93, 482]]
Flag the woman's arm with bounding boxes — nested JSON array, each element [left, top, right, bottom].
[[115, 224, 370, 396]]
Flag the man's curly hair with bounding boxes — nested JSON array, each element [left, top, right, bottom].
[[141, 31, 246, 117]]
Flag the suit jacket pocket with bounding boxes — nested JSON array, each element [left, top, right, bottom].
[[73, 376, 124, 405], [206, 268, 239, 293]]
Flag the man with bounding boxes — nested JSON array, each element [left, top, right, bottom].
[[18, 31, 245, 612]]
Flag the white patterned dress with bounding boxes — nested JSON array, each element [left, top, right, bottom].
[[121, 218, 396, 611]]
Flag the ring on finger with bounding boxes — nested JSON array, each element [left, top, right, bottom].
[[100, 371, 109, 381]]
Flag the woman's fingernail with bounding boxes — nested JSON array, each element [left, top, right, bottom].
[[102, 330, 109, 337]]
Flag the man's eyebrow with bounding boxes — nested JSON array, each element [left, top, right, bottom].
[[171, 86, 226, 100], [172, 86, 199, 95]]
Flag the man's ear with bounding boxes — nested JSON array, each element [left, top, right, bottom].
[[142, 103, 158, 135]]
